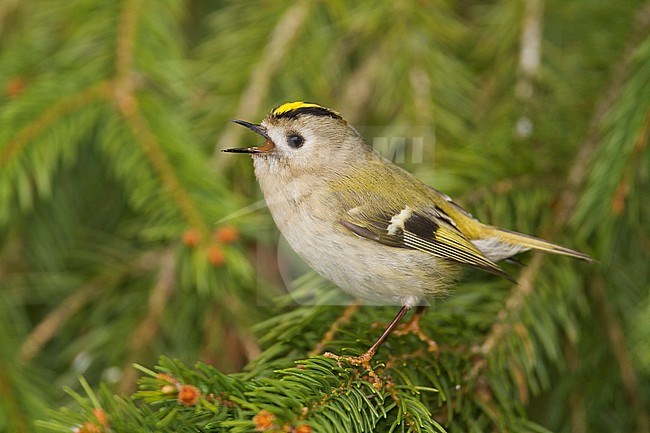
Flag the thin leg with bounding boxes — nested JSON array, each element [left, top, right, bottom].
[[366, 305, 410, 356], [394, 305, 426, 335], [324, 306, 410, 368], [394, 305, 438, 352]]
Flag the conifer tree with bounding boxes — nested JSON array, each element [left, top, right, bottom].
[[1, 1, 648, 433]]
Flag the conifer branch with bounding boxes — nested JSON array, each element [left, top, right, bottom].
[[310, 304, 359, 356], [559, 0, 650, 223], [113, 85, 208, 232], [113, 0, 209, 234], [3, 3, 648, 432], [0, 81, 109, 169], [469, 254, 544, 380], [469, 0, 650, 386], [611, 108, 650, 215], [19, 281, 105, 362], [115, 0, 142, 83], [213, 2, 311, 163]]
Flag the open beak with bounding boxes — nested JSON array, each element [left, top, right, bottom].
[[222, 120, 275, 154]]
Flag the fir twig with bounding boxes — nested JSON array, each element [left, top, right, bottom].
[[611, 108, 650, 215], [559, 0, 650, 223], [472, 0, 650, 378], [113, 0, 209, 234], [19, 279, 107, 362], [468, 253, 544, 380], [113, 86, 209, 232], [115, 0, 142, 82], [0, 81, 109, 169]]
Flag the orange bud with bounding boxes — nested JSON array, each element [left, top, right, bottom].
[[295, 425, 312, 433], [177, 384, 201, 406], [252, 409, 276, 431], [207, 246, 225, 267], [182, 229, 201, 247], [215, 225, 239, 244], [157, 373, 178, 384], [92, 408, 109, 427]]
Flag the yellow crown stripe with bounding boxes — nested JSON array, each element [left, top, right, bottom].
[[271, 101, 343, 121], [272, 101, 325, 116]]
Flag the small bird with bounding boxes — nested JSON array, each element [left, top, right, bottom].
[[224, 101, 591, 365]]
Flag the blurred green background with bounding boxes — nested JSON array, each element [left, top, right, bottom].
[[0, 1, 648, 432]]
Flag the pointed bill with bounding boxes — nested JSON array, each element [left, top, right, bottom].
[[223, 120, 275, 154]]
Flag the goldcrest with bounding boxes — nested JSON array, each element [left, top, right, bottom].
[[224, 101, 591, 364]]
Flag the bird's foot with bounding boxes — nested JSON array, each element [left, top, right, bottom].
[[324, 349, 382, 388], [394, 313, 438, 353]]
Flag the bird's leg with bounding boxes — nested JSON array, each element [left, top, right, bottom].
[[394, 305, 438, 353], [324, 305, 410, 369]]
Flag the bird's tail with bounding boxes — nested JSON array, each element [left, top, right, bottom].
[[478, 226, 593, 262]]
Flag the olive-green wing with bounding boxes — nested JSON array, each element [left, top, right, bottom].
[[340, 204, 515, 282]]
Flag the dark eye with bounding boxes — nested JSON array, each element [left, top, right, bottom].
[[288, 134, 304, 149]]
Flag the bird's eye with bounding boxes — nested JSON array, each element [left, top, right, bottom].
[[287, 133, 304, 149]]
